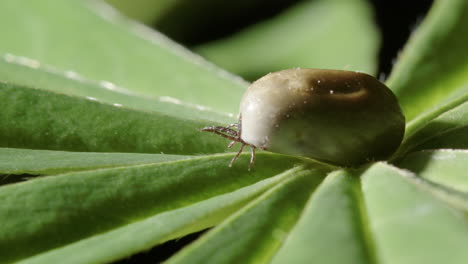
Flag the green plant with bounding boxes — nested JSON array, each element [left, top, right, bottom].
[[0, 0, 467, 263]]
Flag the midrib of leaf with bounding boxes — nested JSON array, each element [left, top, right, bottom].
[[404, 90, 468, 138], [0, 147, 192, 175], [270, 170, 375, 264], [268, 170, 333, 263], [0, 147, 331, 177], [354, 173, 379, 264]]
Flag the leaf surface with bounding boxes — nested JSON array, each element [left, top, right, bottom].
[[387, 0, 468, 120], [0, 0, 246, 113], [167, 168, 324, 264], [397, 149, 468, 193], [362, 163, 468, 264], [0, 154, 318, 264], [0, 148, 190, 175], [0, 57, 235, 124], [16, 167, 307, 264], [0, 82, 229, 154], [396, 97, 468, 156], [271, 170, 376, 264]]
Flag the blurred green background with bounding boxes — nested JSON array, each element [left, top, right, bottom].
[[106, 0, 433, 80]]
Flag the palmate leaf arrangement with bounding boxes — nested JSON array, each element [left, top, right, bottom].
[[0, 0, 467, 263]]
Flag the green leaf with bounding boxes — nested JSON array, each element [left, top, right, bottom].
[[167, 168, 324, 264], [0, 148, 190, 175], [15, 167, 305, 264], [397, 149, 468, 193], [104, 0, 176, 24], [0, 57, 235, 124], [362, 162, 468, 264], [195, 0, 379, 80], [414, 126, 468, 151], [0, 154, 315, 264], [0, 0, 246, 113], [395, 97, 468, 156], [0, 82, 229, 154], [1, 0, 468, 263], [270, 170, 375, 264], [387, 0, 468, 121]]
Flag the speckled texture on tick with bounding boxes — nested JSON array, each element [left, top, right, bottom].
[[240, 68, 405, 166]]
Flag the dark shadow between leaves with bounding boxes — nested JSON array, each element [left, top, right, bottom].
[[0, 173, 42, 186], [402, 120, 468, 156], [113, 229, 209, 264]]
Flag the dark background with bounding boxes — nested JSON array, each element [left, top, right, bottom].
[[116, 0, 433, 263], [371, 0, 433, 76]]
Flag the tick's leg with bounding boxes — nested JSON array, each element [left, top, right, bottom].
[[227, 123, 239, 129], [200, 127, 239, 141], [229, 143, 245, 167], [248, 146, 256, 170], [227, 141, 237, 148], [200, 126, 239, 137], [220, 127, 239, 137], [238, 115, 243, 138]]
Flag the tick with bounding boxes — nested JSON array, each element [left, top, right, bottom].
[[201, 68, 405, 169]]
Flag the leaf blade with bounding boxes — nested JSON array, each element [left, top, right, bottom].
[[0, 148, 190, 175], [397, 149, 468, 193], [271, 170, 376, 264], [387, 0, 468, 120], [396, 98, 468, 156], [167, 168, 324, 264], [0, 82, 227, 154], [195, 0, 379, 80], [0, 0, 247, 112], [362, 162, 468, 264], [0, 153, 313, 263], [16, 167, 301, 264], [0, 56, 235, 124]]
